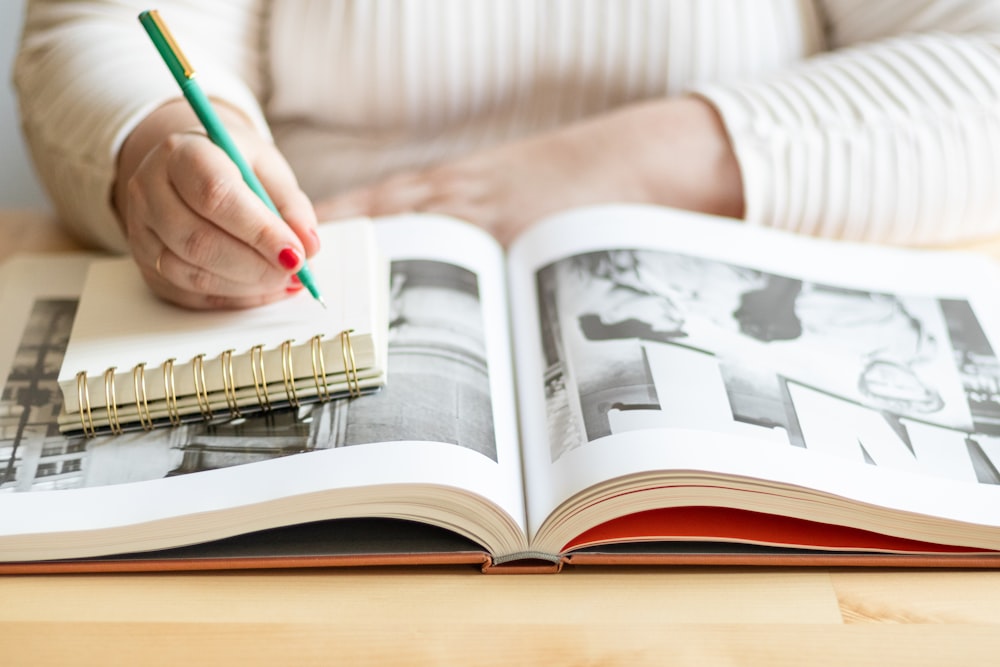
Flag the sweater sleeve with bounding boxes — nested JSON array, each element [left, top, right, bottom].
[[695, 0, 1000, 245], [13, 0, 270, 252]]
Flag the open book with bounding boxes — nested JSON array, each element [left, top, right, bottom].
[[56, 219, 389, 436], [2, 204, 1000, 573]]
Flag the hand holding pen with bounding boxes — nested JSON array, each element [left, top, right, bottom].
[[112, 9, 323, 310]]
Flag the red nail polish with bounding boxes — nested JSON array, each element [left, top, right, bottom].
[[290, 273, 302, 285], [286, 283, 305, 294], [278, 247, 301, 270]]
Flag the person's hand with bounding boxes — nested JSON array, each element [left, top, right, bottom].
[[114, 99, 320, 310], [315, 95, 744, 246]]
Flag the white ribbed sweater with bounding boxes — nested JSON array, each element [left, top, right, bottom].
[[14, 0, 1000, 251]]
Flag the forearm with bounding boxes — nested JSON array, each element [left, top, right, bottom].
[[697, 20, 1000, 244], [618, 96, 744, 221], [314, 93, 746, 247], [14, 0, 269, 252]]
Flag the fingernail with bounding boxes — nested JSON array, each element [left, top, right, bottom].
[[278, 247, 301, 270], [290, 274, 302, 285], [286, 283, 305, 294], [310, 229, 321, 245]]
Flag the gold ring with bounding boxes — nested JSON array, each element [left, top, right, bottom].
[[155, 252, 164, 276]]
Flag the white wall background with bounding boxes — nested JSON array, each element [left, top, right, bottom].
[[1, 0, 50, 208]]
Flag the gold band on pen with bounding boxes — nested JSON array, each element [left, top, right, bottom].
[[145, 9, 196, 78]]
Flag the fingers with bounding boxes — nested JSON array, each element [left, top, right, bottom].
[[150, 244, 303, 310], [314, 163, 518, 242], [314, 167, 492, 222], [313, 172, 428, 222], [313, 187, 374, 222], [121, 130, 314, 309], [127, 196, 304, 310], [252, 145, 321, 257], [166, 134, 307, 272]]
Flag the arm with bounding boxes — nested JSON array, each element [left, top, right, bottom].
[[314, 94, 743, 248], [695, 0, 1000, 244], [16, 1, 319, 309], [14, 0, 271, 252], [315, 0, 1000, 248]]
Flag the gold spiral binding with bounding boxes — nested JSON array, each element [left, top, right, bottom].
[[340, 329, 361, 398], [72, 333, 365, 435], [132, 362, 154, 431], [250, 344, 271, 412], [220, 349, 241, 419], [280, 339, 299, 407], [162, 357, 181, 427], [103, 367, 123, 435], [76, 370, 96, 438], [310, 334, 332, 401], [192, 353, 212, 420]]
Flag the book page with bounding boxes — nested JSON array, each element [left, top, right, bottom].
[[0, 216, 527, 562], [507, 204, 1000, 548]]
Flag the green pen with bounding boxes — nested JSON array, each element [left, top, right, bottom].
[[138, 9, 325, 308]]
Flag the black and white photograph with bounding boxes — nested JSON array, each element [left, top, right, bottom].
[[0, 259, 496, 493], [536, 247, 1000, 478]]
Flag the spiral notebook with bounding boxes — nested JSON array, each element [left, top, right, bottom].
[[56, 218, 389, 436]]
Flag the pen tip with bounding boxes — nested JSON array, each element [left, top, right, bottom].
[[317, 296, 328, 310]]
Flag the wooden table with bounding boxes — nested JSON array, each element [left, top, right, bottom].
[[3, 210, 1000, 666]]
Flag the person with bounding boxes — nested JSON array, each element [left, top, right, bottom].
[[14, 1, 1000, 310]]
